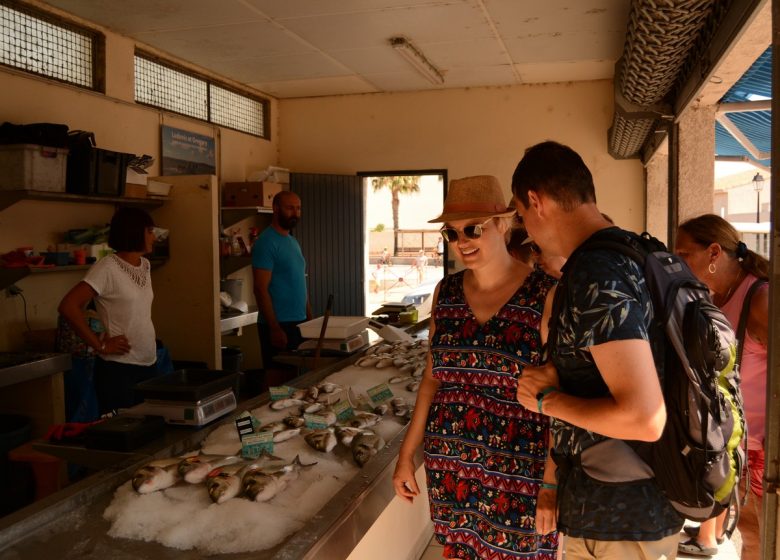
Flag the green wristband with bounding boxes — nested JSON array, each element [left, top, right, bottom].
[[536, 386, 558, 414], [540, 482, 558, 491]]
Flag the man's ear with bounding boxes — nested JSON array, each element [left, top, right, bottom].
[[527, 190, 543, 216]]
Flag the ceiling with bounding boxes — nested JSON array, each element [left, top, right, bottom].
[[42, 0, 632, 99]]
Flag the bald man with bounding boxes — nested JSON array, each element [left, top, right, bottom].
[[251, 191, 312, 376]]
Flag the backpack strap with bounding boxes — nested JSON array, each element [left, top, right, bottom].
[[735, 278, 768, 369]]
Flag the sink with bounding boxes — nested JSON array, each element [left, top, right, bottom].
[[0, 352, 71, 388]]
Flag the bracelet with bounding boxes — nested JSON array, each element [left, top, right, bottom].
[[540, 482, 558, 491], [536, 386, 558, 414]]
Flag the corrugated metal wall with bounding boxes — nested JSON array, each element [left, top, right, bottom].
[[290, 173, 364, 317]]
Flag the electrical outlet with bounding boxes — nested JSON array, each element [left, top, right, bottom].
[[5, 284, 23, 297]]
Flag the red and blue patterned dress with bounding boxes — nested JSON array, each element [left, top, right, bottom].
[[424, 269, 558, 560]]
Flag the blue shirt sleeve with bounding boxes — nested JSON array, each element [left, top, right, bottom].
[[252, 230, 275, 270]]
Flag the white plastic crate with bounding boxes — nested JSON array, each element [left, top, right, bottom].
[[0, 144, 68, 192], [298, 316, 369, 339]]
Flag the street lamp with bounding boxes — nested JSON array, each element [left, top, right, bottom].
[[752, 173, 765, 223]]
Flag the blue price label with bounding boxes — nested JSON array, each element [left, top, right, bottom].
[[303, 413, 330, 430], [332, 399, 355, 421], [241, 431, 274, 458], [367, 383, 394, 404], [269, 385, 295, 401]]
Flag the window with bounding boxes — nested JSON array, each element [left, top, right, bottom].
[[0, 0, 102, 90], [134, 52, 269, 139]]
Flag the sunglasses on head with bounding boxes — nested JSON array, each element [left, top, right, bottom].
[[440, 218, 493, 242]]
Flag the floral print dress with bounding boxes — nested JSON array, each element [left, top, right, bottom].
[[424, 269, 558, 560]]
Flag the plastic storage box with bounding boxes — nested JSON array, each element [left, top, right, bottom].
[[67, 145, 133, 196], [0, 144, 68, 192], [298, 316, 370, 339], [83, 415, 166, 451], [135, 369, 238, 402]]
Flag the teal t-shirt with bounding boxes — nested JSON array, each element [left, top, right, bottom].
[[251, 227, 307, 323]]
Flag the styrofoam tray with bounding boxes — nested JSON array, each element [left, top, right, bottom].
[[298, 316, 369, 339]]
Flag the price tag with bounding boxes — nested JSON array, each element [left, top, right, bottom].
[[303, 413, 330, 430], [367, 383, 394, 404], [332, 399, 355, 422], [269, 385, 295, 401], [235, 414, 254, 441], [241, 431, 274, 458]]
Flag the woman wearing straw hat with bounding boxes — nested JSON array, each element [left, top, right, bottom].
[[393, 175, 559, 559]]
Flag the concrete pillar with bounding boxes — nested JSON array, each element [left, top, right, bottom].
[[645, 144, 669, 246], [677, 103, 717, 222]]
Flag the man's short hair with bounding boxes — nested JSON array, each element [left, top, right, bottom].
[[511, 141, 596, 211], [108, 207, 154, 252]]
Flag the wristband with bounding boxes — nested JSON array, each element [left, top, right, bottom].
[[540, 482, 558, 491], [536, 386, 558, 414]]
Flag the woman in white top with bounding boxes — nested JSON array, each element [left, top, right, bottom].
[[59, 207, 158, 414]]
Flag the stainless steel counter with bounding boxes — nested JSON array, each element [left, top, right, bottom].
[[0, 352, 71, 388], [0, 341, 423, 560]]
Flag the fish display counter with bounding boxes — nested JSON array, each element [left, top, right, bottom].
[[0, 334, 433, 560]]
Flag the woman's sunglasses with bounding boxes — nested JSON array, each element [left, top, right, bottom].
[[440, 218, 493, 242]]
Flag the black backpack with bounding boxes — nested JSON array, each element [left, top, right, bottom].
[[550, 228, 746, 522]]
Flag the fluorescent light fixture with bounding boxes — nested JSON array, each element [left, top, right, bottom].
[[389, 36, 444, 85]]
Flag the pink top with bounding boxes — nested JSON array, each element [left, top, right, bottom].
[[720, 273, 768, 450]]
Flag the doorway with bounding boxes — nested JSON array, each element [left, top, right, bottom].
[[360, 171, 446, 316]]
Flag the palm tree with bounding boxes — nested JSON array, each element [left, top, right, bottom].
[[372, 176, 421, 256]]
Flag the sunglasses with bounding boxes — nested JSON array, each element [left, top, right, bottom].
[[440, 218, 493, 242]]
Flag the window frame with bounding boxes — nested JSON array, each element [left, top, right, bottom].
[[0, 0, 105, 92], [134, 50, 270, 140]]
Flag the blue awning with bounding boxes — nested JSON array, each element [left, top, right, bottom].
[[715, 47, 771, 167]]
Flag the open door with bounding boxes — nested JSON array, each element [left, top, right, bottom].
[[290, 173, 364, 317]]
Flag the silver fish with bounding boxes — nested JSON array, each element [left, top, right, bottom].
[[270, 398, 308, 411], [273, 428, 301, 443], [393, 357, 408, 367], [179, 454, 243, 484], [375, 357, 394, 369], [406, 380, 420, 392], [205, 452, 286, 504], [390, 397, 407, 409], [352, 433, 386, 467], [398, 363, 416, 374], [302, 402, 324, 414], [304, 429, 337, 452], [356, 356, 379, 367], [261, 421, 286, 434], [317, 382, 341, 394], [283, 416, 306, 428], [389, 375, 412, 384], [291, 389, 306, 400], [242, 456, 316, 502], [373, 403, 389, 416], [335, 426, 367, 447], [307, 386, 319, 400], [205, 461, 247, 504], [132, 457, 183, 493], [347, 411, 382, 428]]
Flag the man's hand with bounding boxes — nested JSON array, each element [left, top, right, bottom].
[[517, 361, 559, 412], [535, 487, 558, 534], [270, 325, 288, 349]]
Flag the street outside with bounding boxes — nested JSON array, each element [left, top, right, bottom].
[[367, 262, 443, 311]]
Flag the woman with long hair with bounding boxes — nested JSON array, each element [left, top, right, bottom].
[[675, 214, 768, 559]]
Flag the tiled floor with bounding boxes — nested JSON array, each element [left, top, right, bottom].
[[417, 529, 742, 559]]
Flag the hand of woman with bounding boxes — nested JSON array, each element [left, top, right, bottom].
[[99, 334, 131, 355], [535, 487, 557, 534], [517, 361, 559, 411], [392, 456, 420, 503]]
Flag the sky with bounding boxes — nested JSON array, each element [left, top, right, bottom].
[[364, 175, 444, 231]]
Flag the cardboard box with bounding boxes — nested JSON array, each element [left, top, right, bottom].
[[124, 183, 147, 198], [223, 181, 282, 207]]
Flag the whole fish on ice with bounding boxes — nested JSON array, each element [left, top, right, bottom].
[[242, 455, 316, 502], [352, 433, 386, 467], [132, 457, 185, 493], [178, 454, 243, 484]]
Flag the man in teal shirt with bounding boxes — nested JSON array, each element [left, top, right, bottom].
[[252, 191, 312, 375]]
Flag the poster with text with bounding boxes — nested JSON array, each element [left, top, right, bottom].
[[161, 125, 216, 176]]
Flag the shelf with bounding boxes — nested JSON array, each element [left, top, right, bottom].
[[219, 309, 258, 333], [220, 255, 252, 277], [0, 257, 168, 290], [221, 206, 272, 230], [0, 190, 168, 212]]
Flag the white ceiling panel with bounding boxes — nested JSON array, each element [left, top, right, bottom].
[[209, 53, 350, 83], [44, 0, 264, 33], [244, 0, 460, 20], [39, 0, 633, 98], [135, 22, 313, 63], [249, 75, 378, 98], [515, 60, 615, 84]]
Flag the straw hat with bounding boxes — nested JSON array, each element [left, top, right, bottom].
[[428, 175, 516, 223]]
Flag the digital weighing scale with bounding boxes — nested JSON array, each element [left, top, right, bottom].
[[127, 387, 237, 426]]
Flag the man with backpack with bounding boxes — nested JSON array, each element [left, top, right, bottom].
[[512, 141, 684, 558]]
